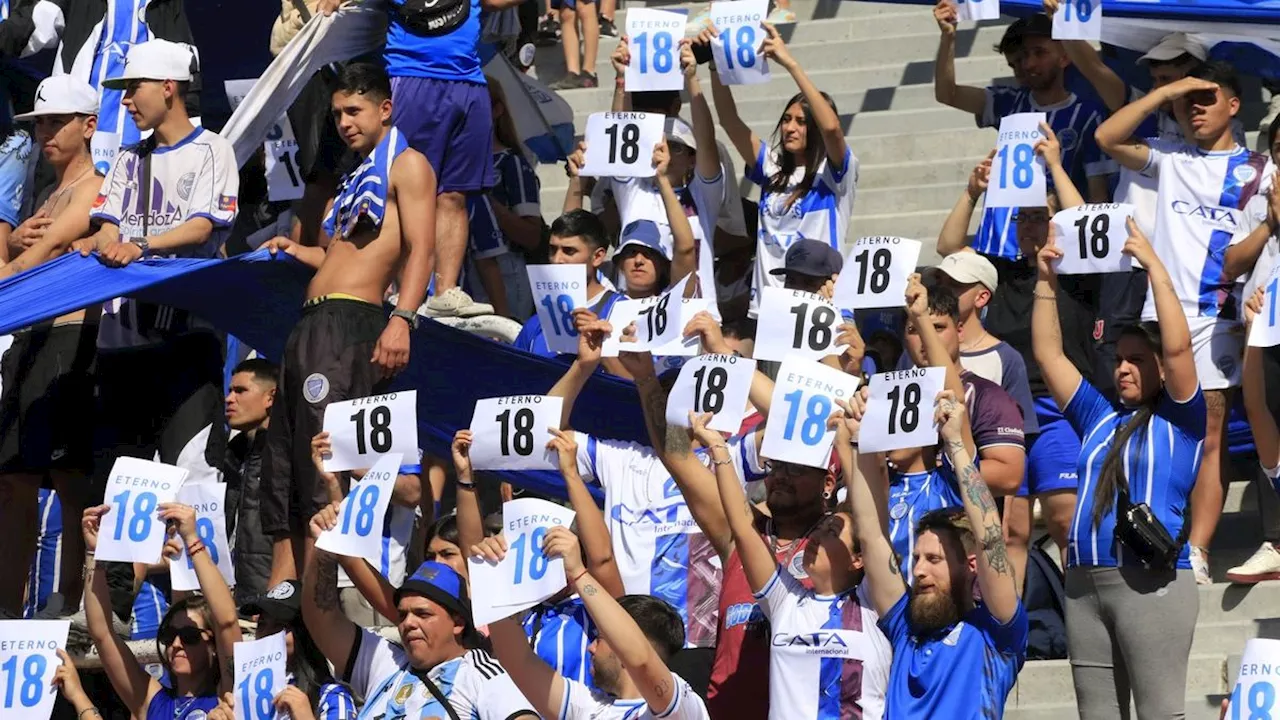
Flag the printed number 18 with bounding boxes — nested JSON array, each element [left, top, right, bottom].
[[542, 294, 578, 337], [1268, 277, 1278, 328], [1063, 0, 1093, 21], [1, 654, 45, 708], [1228, 680, 1275, 720], [239, 668, 275, 720], [996, 143, 1035, 190], [781, 389, 831, 445], [719, 26, 757, 70], [633, 31, 675, 73], [511, 526, 549, 583]]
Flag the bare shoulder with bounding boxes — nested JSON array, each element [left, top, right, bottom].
[[390, 148, 437, 195]]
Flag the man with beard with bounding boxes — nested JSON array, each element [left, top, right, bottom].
[[480, 530, 710, 719], [840, 386, 1027, 719]]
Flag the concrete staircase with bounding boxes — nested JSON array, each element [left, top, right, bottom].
[[529, 2, 1280, 718]]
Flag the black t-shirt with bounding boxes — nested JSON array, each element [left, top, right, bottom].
[[983, 256, 1098, 399]]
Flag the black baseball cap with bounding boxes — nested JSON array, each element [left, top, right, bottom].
[[240, 580, 301, 624], [770, 239, 844, 278]]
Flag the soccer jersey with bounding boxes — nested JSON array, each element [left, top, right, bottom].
[[324, 127, 409, 240], [1137, 139, 1273, 321], [754, 569, 890, 720], [347, 630, 534, 720], [91, 127, 239, 349], [1063, 379, 1206, 568], [315, 682, 358, 720], [888, 466, 963, 580], [0, 130, 31, 228], [879, 593, 1028, 720], [471, 148, 542, 260], [974, 89, 1110, 258], [746, 145, 858, 313], [574, 431, 765, 647], [523, 597, 597, 688], [514, 290, 623, 358], [558, 672, 709, 720], [960, 343, 1039, 435], [384, 0, 484, 83]]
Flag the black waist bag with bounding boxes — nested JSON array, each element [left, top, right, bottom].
[[397, 0, 471, 36], [1116, 489, 1188, 570]]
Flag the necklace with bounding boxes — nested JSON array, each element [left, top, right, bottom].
[[40, 164, 95, 213], [960, 326, 990, 352], [767, 516, 824, 568], [173, 695, 196, 719]]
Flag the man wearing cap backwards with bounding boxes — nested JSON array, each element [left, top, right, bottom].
[[302, 500, 538, 720], [0, 75, 103, 615]]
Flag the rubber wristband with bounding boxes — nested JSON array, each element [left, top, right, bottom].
[[187, 539, 207, 558]]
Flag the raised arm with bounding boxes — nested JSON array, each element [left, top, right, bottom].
[[938, 153, 992, 256], [451, 430, 487, 559], [932, 0, 987, 116], [653, 141, 698, 286], [302, 504, 362, 678], [549, 429, 626, 597], [1031, 237, 1085, 409], [610, 38, 630, 112], [487, 609, 567, 720], [936, 391, 1019, 623], [763, 23, 848, 172], [1036, 124, 1085, 209], [905, 275, 976, 457], [695, 409, 775, 592], [832, 391, 906, 616], [683, 37, 723, 181], [702, 28, 763, 169], [1243, 288, 1280, 472], [1123, 217, 1197, 400], [1044, 0, 1126, 111], [1224, 177, 1280, 281], [564, 142, 587, 214], [548, 312, 608, 427], [1095, 78, 1221, 172]]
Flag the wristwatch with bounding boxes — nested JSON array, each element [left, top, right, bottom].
[[132, 237, 150, 256], [390, 308, 420, 329]]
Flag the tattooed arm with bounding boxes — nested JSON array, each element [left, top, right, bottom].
[[302, 505, 362, 675], [936, 391, 1020, 623]]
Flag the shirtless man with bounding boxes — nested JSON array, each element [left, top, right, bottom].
[[261, 62, 434, 581], [0, 76, 103, 614]]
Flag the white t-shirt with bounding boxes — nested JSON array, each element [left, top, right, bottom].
[[1138, 139, 1274, 322], [558, 672, 710, 720], [745, 145, 858, 315], [90, 126, 239, 349], [608, 172, 724, 298], [572, 431, 765, 648], [754, 571, 891, 720], [347, 630, 535, 720]]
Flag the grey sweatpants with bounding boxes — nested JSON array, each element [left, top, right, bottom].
[[1066, 566, 1199, 720]]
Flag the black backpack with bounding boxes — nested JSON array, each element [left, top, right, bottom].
[[1023, 535, 1068, 660]]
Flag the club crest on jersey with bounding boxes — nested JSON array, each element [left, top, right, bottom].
[[303, 373, 330, 404], [394, 682, 414, 705], [890, 502, 908, 520], [177, 171, 196, 200], [1215, 353, 1237, 379], [218, 194, 237, 212], [1056, 128, 1079, 153], [1233, 164, 1259, 185], [188, 712, 208, 720], [93, 194, 107, 209], [789, 550, 809, 579], [267, 582, 295, 600]]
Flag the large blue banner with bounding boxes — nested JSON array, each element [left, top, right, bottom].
[[875, 0, 1280, 23]]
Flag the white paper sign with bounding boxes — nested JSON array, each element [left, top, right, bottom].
[[233, 632, 288, 720], [710, 0, 770, 86], [322, 391, 418, 472], [470, 498, 576, 625], [580, 112, 666, 178], [859, 367, 947, 453], [665, 353, 756, 433], [1051, 204, 1135, 275], [833, 236, 923, 310], [754, 288, 847, 362], [225, 79, 303, 202], [169, 483, 235, 592], [0, 620, 69, 720], [95, 458, 188, 564], [1249, 268, 1280, 348], [315, 454, 402, 560], [467, 396, 564, 471], [1052, 0, 1101, 41], [624, 8, 688, 92], [650, 297, 713, 358], [1226, 638, 1280, 720], [956, 0, 1000, 22], [527, 264, 589, 354], [761, 356, 862, 468], [602, 274, 691, 355], [987, 113, 1047, 209]]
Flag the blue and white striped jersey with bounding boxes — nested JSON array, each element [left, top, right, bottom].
[[523, 597, 597, 688]]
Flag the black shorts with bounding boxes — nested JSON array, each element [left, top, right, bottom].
[[262, 298, 389, 537], [0, 323, 98, 474], [93, 332, 225, 500]]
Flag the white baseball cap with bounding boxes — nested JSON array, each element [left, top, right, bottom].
[[101, 39, 196, 89], [664, 117, 697, 152], [1138, 33, 1207, 64], [933, 252, 999, 293], [13, 76, 99, 120]]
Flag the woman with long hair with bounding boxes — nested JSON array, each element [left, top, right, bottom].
[[1033, 217, 1203, 719], [81, 502, 242, 719], [706, 21, 856, 317]]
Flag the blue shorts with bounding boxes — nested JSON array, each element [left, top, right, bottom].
[[390, 76, 494, 193], [1018, 395, 1082, 497], [551, 0, 594, 11]]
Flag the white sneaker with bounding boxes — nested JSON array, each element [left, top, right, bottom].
[[1190, 545, 1212, 585], [1226, 542, 1280, 584], [766, 7, 797, 24], [422, 287, 494, 318]]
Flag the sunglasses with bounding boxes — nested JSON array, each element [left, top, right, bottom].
[[158, 626, 211, 647]]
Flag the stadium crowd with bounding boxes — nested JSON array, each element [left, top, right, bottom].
[[0, 0, 1278, 717]]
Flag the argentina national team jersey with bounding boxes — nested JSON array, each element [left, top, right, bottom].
[[324, 127, 409, 240], [754, 570, 890, 720], [573, 431, 766, 647], [974, 88, 1110, 258], [523, 598, 596, 688], [888, 466, 964, 580], [1064, 379, 1206, 568], [559, 671, 709, 719]]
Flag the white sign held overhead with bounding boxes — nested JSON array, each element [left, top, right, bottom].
[[1249, 268, 1280, 348], [470, 499, 576, 625], [955, 0, 999, 22], [1051, 204, 1135, 275], [624, 8, 688, 92], [467, 396, 564, 471], [322, 391, 418, 472], [0, 620, 69, 720], [649, 297, 713, 358], [94, 458, 187, 564], [169, 483, 235, 592], [580, 112, 667, 179], [760, 356, 862, 469], [709, 0, 770, 85], [225, 79, 303, 202], [859, 367, 947, 453], [315, 454, 402, 561], [665, 353, 757, 433], [1052, 0, 1101, 41], [233, 632, 288, 720], [987, 113, 1047, 209], [833, 236, 923, 310], [527, 264, 589, 355], [753, 288, 847, 363], [601, 274, 691, 355]]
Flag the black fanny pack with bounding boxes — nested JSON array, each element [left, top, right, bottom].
[[1115, 489, 1189, 570], [396, 0, 470, 36]]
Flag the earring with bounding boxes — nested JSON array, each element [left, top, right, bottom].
[[822, 490, 832, 500]]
